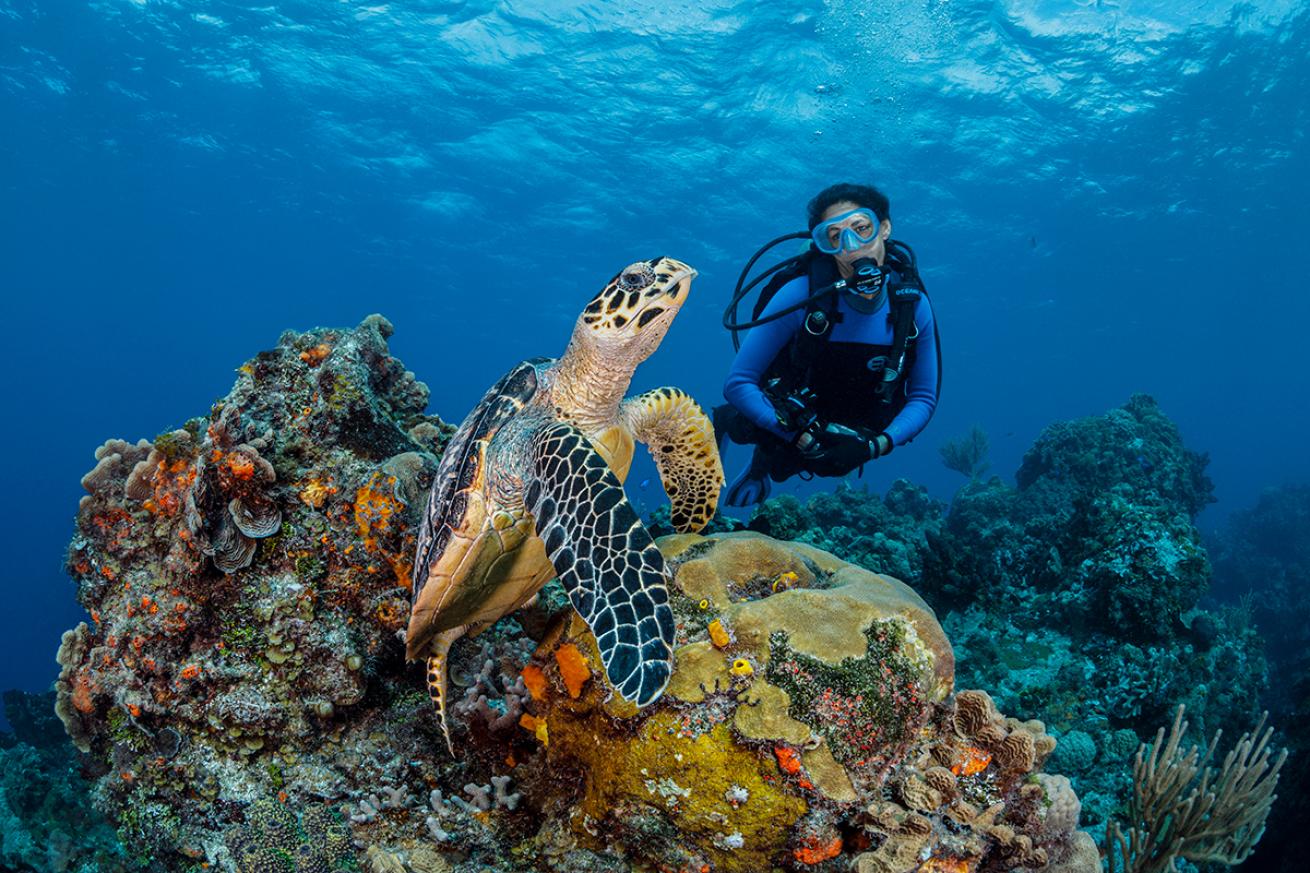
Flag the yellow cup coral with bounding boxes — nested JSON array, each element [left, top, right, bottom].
[[708, 619, 731, 649], [772, 570, 799, 592]]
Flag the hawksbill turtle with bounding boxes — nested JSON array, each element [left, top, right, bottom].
[[406, 257, 725, 751]]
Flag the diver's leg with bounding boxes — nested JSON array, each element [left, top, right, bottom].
[[712, 403, 759, 452], [725, 444, 775, 507], [711, 404, 733, 452]]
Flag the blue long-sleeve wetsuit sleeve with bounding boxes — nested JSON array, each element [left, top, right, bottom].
[[883, 294, 939, 446], [722, 276, 809, 440]]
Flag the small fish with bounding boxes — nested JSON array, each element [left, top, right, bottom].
[[639, 478, 650, 490]]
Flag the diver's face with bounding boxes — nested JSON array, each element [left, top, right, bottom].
[[820, 200, 891, 277]]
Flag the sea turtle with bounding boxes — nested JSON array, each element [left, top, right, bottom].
[[406, 257, 725, 751]]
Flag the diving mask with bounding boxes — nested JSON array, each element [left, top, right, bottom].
[[811, 207, 881, 255]]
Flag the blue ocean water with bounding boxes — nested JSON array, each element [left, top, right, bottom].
[[1, 0, 1307, 716]]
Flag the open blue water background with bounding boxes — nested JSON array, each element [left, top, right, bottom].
[[1, 0, 1307, 708]]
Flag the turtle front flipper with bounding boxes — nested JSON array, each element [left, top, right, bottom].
[[620, 387, 725, 534], [527, 421, 674, 706]]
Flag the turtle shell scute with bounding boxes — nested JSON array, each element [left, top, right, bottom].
[[410, 358, 545, 600]]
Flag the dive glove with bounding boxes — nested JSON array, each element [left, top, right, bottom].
[[794, 423, 891, 475]]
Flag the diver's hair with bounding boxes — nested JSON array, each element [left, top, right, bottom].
[[806, 183, 891, 228]]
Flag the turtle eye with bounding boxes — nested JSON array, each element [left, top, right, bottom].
[[618, 263, 655, 291]]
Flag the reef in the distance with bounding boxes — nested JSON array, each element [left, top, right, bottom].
[[1208, 484, 1310, 872], [0, 690, 124, 872]]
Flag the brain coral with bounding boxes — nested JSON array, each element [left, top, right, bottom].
[[516, 533, 1096, 873]]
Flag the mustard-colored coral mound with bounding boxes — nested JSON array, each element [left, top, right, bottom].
[[518, 533, 1094, 873]]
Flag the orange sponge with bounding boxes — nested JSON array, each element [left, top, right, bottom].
[[521, 664, 547, 701], [554, 643, 591, 698]]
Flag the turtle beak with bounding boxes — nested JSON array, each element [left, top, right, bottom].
[[655, 257, 696, 305], [669, 266, 696, 302]]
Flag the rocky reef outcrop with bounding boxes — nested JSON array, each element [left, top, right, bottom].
[[739, 396, 1269, 844], [59, 315, 458, 869], [51, 316, 1106, 872]]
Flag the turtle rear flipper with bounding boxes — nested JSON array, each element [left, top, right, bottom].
[[621, 387, 725, 534], [425, 627, 466, 756], [527, 421, 674, 706]]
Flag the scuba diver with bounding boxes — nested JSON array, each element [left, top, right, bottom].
[[715, 182, 941, 506]]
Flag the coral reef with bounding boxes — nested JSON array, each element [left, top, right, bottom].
[[224, 797, 353, 872], [60, 315, 466, 869], [59, 323, 1101, 871], [743, 479, 944, 587], [923, 397, 1267, 774], [1209, 483, 1310, 704], [1013, 393, 1214, 519], [1207, 483, 1310, 872], [516, 533, 1094, 873], [58, 321, 1237, 871]]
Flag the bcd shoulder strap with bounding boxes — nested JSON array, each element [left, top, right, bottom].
[[763, 240, 937, 409], [785, 256, 842, 389], [873, 241, 927, 400], [875, 282, 921, 400]]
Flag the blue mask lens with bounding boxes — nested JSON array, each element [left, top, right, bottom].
[[811, 208, 880, 254]]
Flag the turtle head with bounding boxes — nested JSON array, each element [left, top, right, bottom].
[[575, 257, 696, 363]]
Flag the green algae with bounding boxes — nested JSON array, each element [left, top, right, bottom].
[[152, 420, 203, 460], [766, 620, 925, 769], [116, 799, 181, 867], [293, 553, 325, 583], [221, 619, 262, 652]]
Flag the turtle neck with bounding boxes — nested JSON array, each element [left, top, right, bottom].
[[552, 333, 635, 432]]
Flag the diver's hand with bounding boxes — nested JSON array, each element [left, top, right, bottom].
[[795, 425, 892, 475], [812, 423, 874, 468], [791, 423, 871, 477]]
